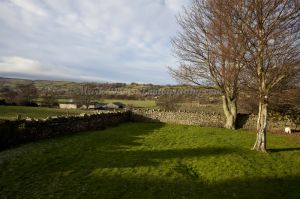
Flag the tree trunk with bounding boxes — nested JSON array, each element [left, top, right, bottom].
[[252, 99, 268, 152], [222, 95, 237, 129]]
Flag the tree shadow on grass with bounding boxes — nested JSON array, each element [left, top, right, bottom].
[[81, 174, 300, 199], [34, 122, 240, 172], [268, 148, 300, 153], [2, 170, 299, 199], [76, 147, 239, 169], [1, 122, 300, 198]]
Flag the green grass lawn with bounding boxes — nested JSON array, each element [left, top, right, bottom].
[[0, 123, 299, 199], [0, 106, 95, 120]]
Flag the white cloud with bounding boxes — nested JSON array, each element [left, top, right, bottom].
[[0, 56, 109, 82], [10, 0, 48, 17], [0, 0, 190, 84], [164, 0, 190, 12], [0, 56, 45, 73]]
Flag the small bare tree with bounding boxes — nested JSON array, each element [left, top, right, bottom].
[[231, 0, 300, 151], [42, 87, 58, 107], [170, 0, 246, 129], [74, 83, 99, 109]]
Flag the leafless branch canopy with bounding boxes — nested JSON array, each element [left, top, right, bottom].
[[170, 0, 247, 99], [231, 0, 300, 93], [170, 0, 299, 97]]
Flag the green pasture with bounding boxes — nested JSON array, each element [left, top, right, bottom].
[[0, 123, 299, 198]]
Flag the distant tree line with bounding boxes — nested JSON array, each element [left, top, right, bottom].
[[0, 83, 38, 106]]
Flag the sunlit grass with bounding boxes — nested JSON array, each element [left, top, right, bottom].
[[0, 123, 299, 198]]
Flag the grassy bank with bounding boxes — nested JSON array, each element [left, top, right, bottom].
[[0, 123, 299, 198]]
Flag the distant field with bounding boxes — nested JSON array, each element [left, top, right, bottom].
[[34, 98, 157, 108], [0, 106, 95, 120], [102, 99, 156, 108], [0, 123, 299, 198], [179, 102, 223, 114]]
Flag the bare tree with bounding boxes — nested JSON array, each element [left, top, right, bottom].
[[74, 83, 99, 109], [231, 0, 300, 151], [170, 0, 246, 129], [42, 87, 58, 107]]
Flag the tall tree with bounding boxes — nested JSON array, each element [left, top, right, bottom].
[[231, 0, 299, 151], [170, 0, 246, 129]]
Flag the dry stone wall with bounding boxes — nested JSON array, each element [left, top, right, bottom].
[[238, 113, 297, 132], [132, 109, 296, 132], [0, 111, 131, 150], [132, 109, 225, 127]]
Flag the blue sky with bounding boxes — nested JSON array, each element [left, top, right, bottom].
[[0, 0, 190, 84]]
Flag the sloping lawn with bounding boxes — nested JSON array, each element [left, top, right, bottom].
[[0, 123, 299, 199]]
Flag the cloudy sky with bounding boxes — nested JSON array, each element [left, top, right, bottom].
[[0, 0, 190, 84]]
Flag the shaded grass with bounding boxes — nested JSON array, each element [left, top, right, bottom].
[[0, 123, 299, 199], [0, 106, 94, 120]]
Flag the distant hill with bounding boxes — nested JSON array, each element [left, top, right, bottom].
[[0, 77, 220, 101]]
